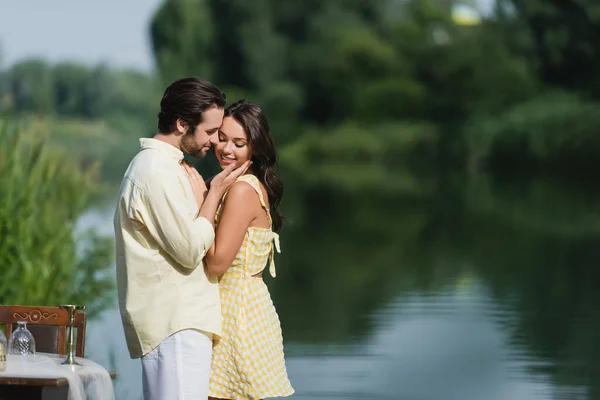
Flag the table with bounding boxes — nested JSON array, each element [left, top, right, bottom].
[[0, 353, 116, 400]]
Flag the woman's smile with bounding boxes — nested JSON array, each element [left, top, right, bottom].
[[218, 153, 237, 166], [215, 116, 252, 170]]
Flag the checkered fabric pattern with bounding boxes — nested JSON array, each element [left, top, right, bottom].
[[208, 175, 294, 400]]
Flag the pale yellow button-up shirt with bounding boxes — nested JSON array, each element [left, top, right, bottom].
[[114, 138, 221, 359]]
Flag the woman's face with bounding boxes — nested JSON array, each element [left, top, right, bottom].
[[215, 116, 252, 170]]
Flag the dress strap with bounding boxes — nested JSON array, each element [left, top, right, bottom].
[[269, 232, 281, 278]]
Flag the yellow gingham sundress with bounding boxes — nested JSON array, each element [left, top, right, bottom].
[[208, 174, 294, 400]]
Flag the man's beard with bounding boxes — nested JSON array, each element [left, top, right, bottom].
[[181, 132, 205, 158]]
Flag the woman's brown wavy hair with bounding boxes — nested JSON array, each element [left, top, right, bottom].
[[224, 100, 284, 233]]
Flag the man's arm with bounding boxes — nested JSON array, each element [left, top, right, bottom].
[[134, 174, 215, 270]]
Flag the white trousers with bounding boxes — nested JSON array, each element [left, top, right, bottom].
[[141, 329, 213, 400]]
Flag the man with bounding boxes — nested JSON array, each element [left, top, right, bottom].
[[114, 77, 249, 400]]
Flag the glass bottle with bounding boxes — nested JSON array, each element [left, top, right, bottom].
[[8, 321, 36, 356]]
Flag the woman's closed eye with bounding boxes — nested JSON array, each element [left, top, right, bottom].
[[219, 138, 245, 148]]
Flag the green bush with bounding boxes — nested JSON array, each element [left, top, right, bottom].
[[465, 92, 600, 168], [280, 121, 438, 195], [0, 119, 114, 317]]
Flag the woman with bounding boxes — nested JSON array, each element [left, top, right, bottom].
[[186, 100, 294, 399]]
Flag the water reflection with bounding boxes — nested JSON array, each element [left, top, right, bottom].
[[82, 172, 600, 399], [269, 171, 600, 399], [287, 284, 567, 400]]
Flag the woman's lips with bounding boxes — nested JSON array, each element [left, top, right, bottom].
[[219, 155, 236, 165]]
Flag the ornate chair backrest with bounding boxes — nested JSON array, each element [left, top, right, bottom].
[[0, 305, 86, 357]]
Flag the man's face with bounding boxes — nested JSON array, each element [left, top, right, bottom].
[[180, 106, 225, 158]]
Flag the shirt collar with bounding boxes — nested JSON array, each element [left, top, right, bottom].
[[139, 138, 184, 163]]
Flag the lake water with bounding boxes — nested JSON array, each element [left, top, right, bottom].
[[79, 171, 600, 400]]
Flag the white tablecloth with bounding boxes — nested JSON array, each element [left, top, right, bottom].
[[0, 352, 115, 400]]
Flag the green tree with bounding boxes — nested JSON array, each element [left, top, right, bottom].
[[506, 0, 600, 97], [150, 0, 214, 85], [5, 59, 54, 115]]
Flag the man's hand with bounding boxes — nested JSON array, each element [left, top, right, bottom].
[[183, 162, 208, 209], [209, 160, 252, 197]]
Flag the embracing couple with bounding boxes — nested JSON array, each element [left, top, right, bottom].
[[114, 78, 294, 400]]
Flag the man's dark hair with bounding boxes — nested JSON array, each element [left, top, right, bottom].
[[157, 77, 226, 133]]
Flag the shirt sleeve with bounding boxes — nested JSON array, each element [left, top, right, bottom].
[[131, 173, 215, 270]]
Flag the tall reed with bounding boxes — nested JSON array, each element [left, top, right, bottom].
[[0, 118, 113, 316]]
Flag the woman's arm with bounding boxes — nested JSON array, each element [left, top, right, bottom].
[[205, 182, 259, 277]]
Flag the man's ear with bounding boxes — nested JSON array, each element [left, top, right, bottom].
[[175, 118, 188, 136]]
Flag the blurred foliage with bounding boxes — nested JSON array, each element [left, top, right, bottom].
[[280, 121, 438, 194], [0, 119, 114, 317], [0, 61, 159, 122], [0, 62, 160, 182], [503, 0, 600, 96], [465, 92, 600, 171], [148, 0, 541, 170], [146, 0, 600, 177], [1, 0, 599, 183]]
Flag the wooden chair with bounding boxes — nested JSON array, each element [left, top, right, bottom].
[[0, 305, 86, 357]]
